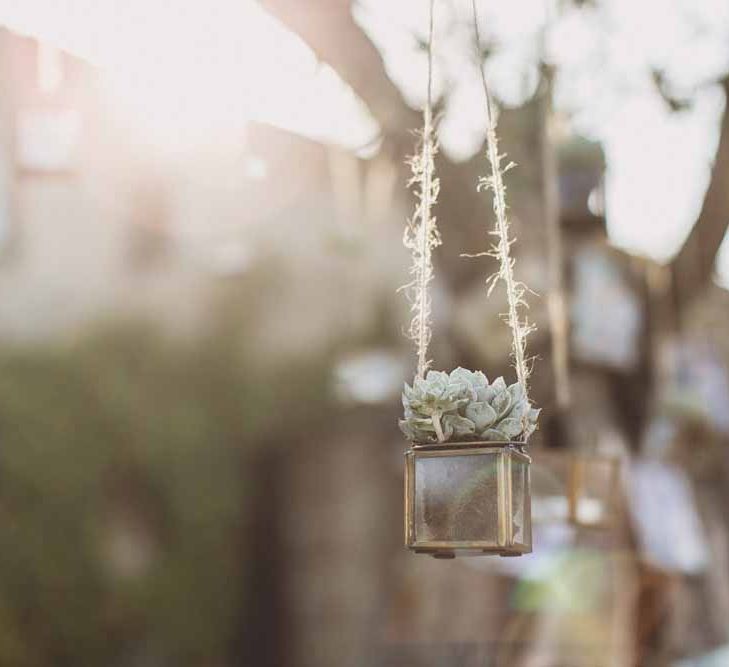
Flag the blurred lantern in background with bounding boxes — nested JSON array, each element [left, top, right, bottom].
[[531, 452, 622, 529], [628, 458, 709, 575], [571, 245, 643, 372], [405, 442, 532, 558], [659, 338, 729, 437], [567, 455, 622, 529]]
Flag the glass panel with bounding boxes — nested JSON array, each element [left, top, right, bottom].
[[530, 453, 570, 524], [510, 455, 531, 548], [414, 452, 501, 544]]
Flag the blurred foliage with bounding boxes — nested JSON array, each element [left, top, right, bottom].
[[0, 318, 334, 666], [511, 549, 609, 613]]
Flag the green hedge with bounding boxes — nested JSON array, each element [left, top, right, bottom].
[[0, 322, 332, 666]]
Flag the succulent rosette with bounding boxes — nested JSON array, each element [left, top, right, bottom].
[[400, 367, 539, 444]]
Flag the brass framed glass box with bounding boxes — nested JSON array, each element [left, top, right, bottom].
[[530, 452, 622, 529], [404, 441, 532, 558], [567, 455, 621, 528]]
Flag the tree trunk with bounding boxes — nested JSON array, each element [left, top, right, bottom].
[[671, 77, 729, 312]]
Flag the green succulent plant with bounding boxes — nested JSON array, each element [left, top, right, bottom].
[[399, 367, 540, 444]]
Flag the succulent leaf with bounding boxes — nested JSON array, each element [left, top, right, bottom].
[[491, 390, 512, 419], [491, 377, 507, 394], [442, 414, 476, 439], [398, 419, 417, 440], [476, 384, 496, 403], [480, 428, 508, 441], [465, 402, 497, 431], [497, 418, 523, 439], [506, 397, 528, 422], [509, 382, 525, 403]]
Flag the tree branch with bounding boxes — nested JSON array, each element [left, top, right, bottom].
[[672, 77, 729, 310], [258, 0, 419, 139]]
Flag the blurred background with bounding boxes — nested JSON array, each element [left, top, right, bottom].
[[0, 0, 726, 665]]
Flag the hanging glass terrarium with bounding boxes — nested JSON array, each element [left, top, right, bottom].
[[400, 370, 538, 558], [405, 441, 531, 557], [399, 0, 539, 558]]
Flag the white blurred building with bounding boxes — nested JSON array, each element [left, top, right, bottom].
[[0, 29, 407, 348]]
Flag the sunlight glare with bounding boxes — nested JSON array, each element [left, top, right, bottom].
[[2, 0, 729, 277], [0, 0, 379, 153]]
